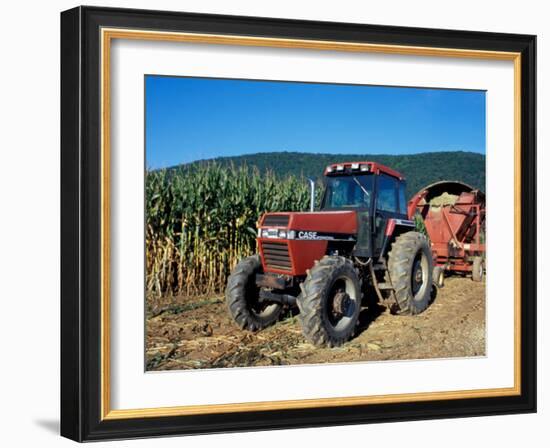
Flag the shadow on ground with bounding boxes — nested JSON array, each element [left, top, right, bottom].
[[34, 419, 59, 435]]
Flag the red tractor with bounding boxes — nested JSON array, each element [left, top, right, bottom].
[[226, 161, 434, 347]]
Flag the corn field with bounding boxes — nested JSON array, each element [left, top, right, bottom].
[[146, 163, 312, 298]]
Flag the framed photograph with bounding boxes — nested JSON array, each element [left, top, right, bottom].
[[60, 6, 536, 441]]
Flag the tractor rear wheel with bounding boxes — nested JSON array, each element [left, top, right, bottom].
[[387, 231, 433, 315], [225, 255, 283, 331], [472, 256, 484, 282], [298, 256, 362, 347]]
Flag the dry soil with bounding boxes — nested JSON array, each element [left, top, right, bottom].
[[146, 276, 485, 371]]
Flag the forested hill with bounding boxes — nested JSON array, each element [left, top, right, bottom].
[[176, 151, 485, 197]]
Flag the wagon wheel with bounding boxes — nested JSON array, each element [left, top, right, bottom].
[[433, 266, 445, 288], [472, 256, 484, 282]]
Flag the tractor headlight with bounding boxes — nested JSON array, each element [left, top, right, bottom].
[[276, 229, 295, 239], [259, 228, 291, 239], [351, 163, 359, 170], [360, 164, 370, 172]]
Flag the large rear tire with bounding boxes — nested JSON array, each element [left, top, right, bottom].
[[298, 256, 362, 347], [387, 231, 433, 315], [225, 255, 283, 331]]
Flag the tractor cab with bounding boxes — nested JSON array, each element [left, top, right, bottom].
[[320, 162, 411, 258]]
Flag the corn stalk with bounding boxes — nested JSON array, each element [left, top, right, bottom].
[[145, 163, 312, 298]]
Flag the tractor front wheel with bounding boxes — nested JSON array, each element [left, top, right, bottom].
[[225, 255, 283, 331], [298, 256, 362, 347], [387, 231, 433, 315]]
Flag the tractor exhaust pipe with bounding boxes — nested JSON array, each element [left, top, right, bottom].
[[307, 177, 315, 212]]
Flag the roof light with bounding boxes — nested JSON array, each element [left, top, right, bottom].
[[326, 166, 333, 173], [351, 163, 360, 170], [336, 165, 344, 172], [360, 164, 370, 172]]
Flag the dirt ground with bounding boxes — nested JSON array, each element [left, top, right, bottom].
[[146, 276, 485, 371]]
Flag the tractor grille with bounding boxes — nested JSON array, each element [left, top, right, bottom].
[[261, 241, 292, 272], [263, 214, 290, 227]]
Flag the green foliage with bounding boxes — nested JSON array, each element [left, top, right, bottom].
[[146, 163, 311, 298], [174, 151, 485, 198], [414, 213, 428, 238]]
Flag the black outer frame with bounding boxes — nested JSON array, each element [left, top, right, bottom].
[[60, 6, 536, 442]]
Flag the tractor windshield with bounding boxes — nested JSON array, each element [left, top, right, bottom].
[[321, 175, 374, 210]]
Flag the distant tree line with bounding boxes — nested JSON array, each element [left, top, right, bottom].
[[173, 151, 486, 198]]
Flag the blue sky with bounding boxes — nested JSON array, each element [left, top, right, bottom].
[[145, 75, 486, 169]]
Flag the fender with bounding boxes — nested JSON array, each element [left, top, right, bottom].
[[378, 218, 416, 260]]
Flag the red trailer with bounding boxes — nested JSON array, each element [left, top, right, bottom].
[[408, 181, 485, 284]]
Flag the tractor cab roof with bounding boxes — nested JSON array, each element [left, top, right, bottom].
[[324, 161, 404, 180]]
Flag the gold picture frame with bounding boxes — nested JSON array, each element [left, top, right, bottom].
[[61, 6, 536, 441]]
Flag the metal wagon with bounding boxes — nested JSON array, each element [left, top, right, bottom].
[[408, 181, 486, 284]]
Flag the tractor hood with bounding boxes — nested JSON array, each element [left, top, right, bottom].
[[257, 211, 357, 275], [259, 211, 357, 238]]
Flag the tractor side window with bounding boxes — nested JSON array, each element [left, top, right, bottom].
[[398, 182, 408, 215], [376, 174, 398, 213]]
